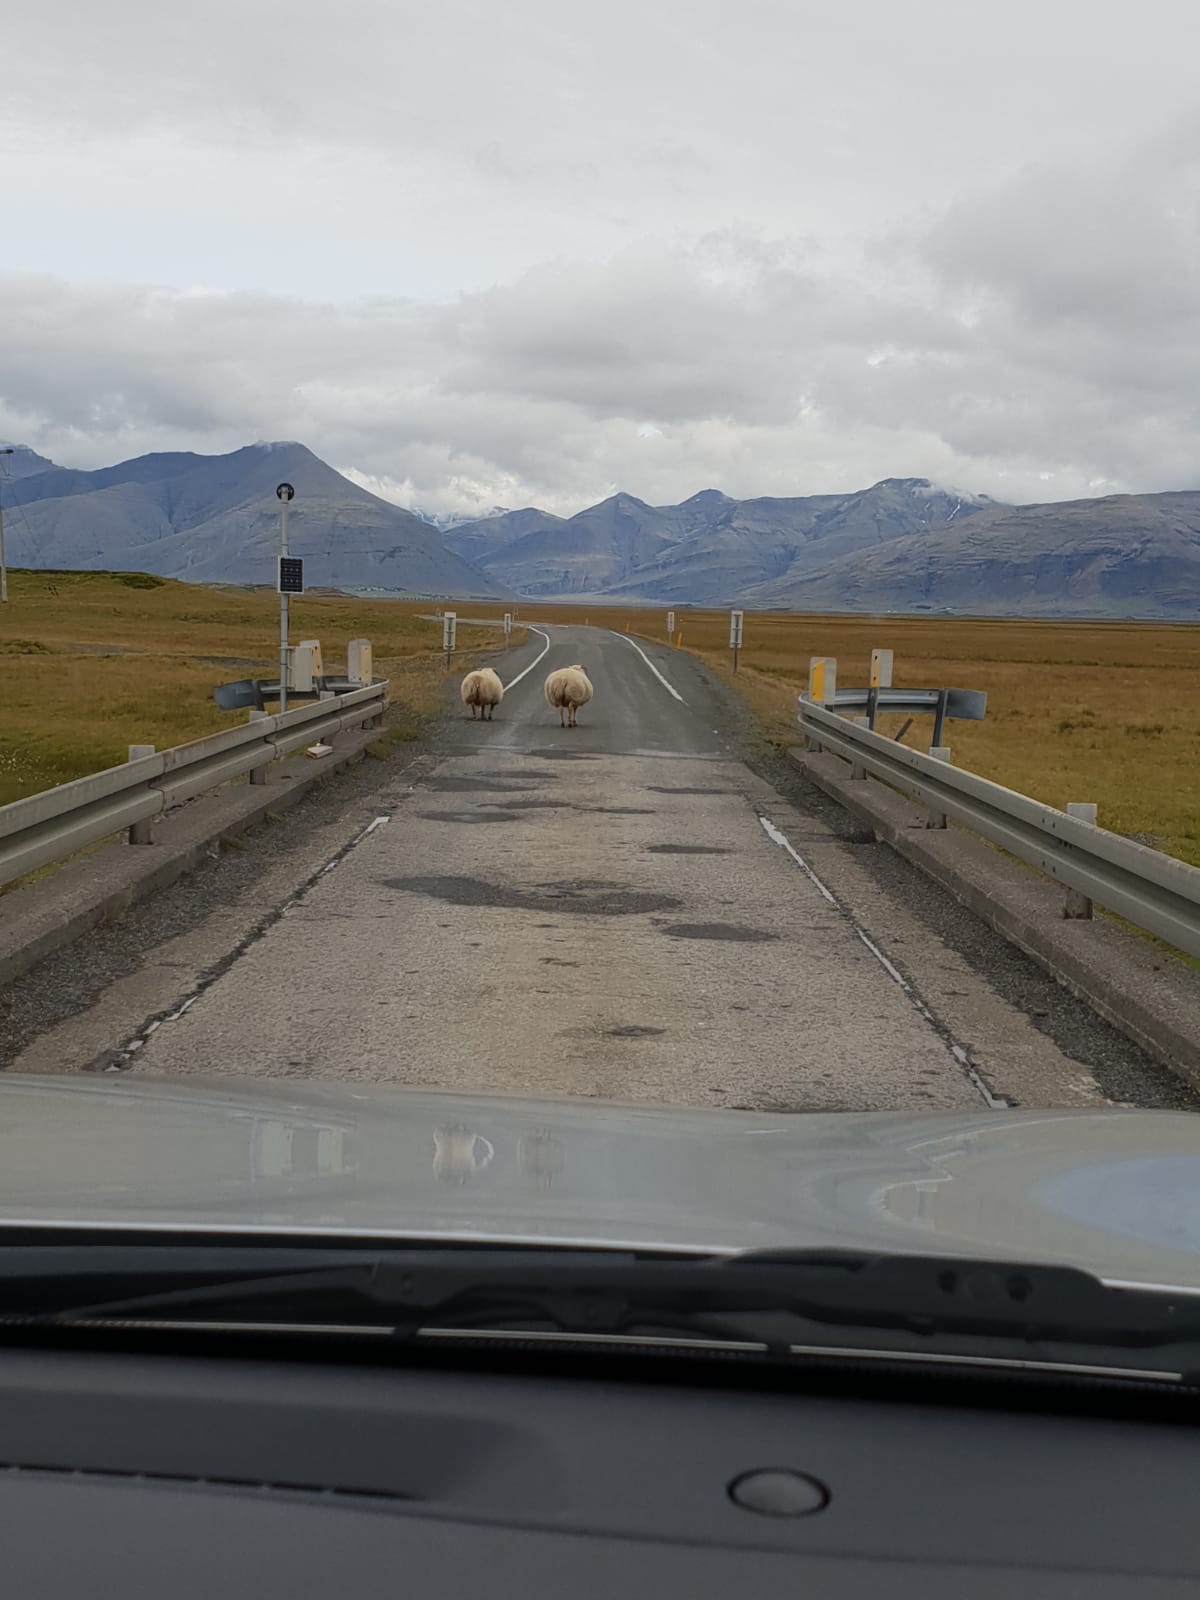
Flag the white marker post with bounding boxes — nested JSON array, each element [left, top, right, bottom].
[[275, 482, 296, 713], [666, 610, 675, 640], [443, 610, 457, 669], [867, 647, 893, 729], [729, 609, 744, 673], [503, 612, 512, 648]]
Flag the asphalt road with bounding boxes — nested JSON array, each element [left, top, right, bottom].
[[8, 622, 1175, 1112]]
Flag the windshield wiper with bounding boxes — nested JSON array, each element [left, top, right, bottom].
[[1, 1244, 1199, 1370]]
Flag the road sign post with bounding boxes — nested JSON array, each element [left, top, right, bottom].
[[443, 610, 457, 668], [729, 609, 744, 672], [666, 610, 675, 639], [275, 483, 296, 712]]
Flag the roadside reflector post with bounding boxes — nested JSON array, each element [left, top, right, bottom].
[[1064, 803, 1098, 919], [443, 611, 457, 668], [729, 609, 744, 671], [667, 609, 675, 639], [348, 638, 373, 686], [503, 612, 512, 647], [128, 745, 156, 843], [867, 649, 892, 731], [292, 640, 322, 694], [926, 745, 951, 829], [807, 656, 837, 706]]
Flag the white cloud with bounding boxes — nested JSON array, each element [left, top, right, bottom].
[[4, 1, 1200, 512]]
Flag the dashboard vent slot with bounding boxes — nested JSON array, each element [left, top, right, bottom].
[[0, 1461, 413, 1507]]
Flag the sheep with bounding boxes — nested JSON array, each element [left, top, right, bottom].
[[460, 666, 504, 720], [544, 664, 593, 727]]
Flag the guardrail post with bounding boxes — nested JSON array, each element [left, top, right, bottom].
[[926, 746, 951, 828], [850, 717, 869, 779], [931, 689, 950, 750], [247, 709, 271, 784], [1064, 803, 1098, 918], [127, 745, 156, 843]]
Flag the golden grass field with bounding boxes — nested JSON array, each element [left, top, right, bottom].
[[512, 601, 1200, 868], [2, 577, 1197, 869], [0, 570, 515, 806]]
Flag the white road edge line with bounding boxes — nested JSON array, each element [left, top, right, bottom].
[[757, 813, 1008, 1110], [501, 626, 553, 692], [611, 631, 686, 703]]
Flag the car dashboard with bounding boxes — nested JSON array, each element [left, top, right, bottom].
[[0, 1337, 1196, 1597]]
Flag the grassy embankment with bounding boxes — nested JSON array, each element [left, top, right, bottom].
[[513, 601, 1200, 869], [0, 571, 517, 806]]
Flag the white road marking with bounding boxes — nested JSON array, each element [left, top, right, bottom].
[[612, 631, 686, 703], [757, 814, 1008, 1109], [501, 626, 553, 691]]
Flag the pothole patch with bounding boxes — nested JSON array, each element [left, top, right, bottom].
[[646, 844, 731, 855], [381, 875, 683, 917]]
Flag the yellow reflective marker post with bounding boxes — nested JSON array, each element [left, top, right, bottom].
[[807, 656, 837, 705]]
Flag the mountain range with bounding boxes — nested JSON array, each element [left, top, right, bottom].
[[3, 440, 1198, 616], [0, 442, 506, 598], [441, 480, 996, 605], [442, 479, 1200, 617]]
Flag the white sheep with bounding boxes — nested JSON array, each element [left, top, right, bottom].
[[460, 666, 504, 720], [544, 664, 593, 727]]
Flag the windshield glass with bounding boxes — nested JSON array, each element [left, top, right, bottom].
[[1, 0, 1199, 1344]]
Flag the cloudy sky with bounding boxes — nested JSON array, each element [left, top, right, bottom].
[[4, 0, 1200, 515]]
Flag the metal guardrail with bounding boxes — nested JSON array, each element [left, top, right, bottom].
[[798, 698, 1200, 960], [0, 681, 388, 890]]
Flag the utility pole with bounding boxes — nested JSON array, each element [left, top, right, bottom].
[[276, 482, 296, 712], [0, 447, 13, 604]]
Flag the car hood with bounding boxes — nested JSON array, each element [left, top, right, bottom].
[[1, 1075, 1199, 1290]]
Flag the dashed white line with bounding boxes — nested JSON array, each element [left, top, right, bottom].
[[758, 813, 1008, 1109], [501, 626, 553, 692], [612, 631, 686, 703]]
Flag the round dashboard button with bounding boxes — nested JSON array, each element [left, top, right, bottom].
[[728, 1468, 829, 1517]]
